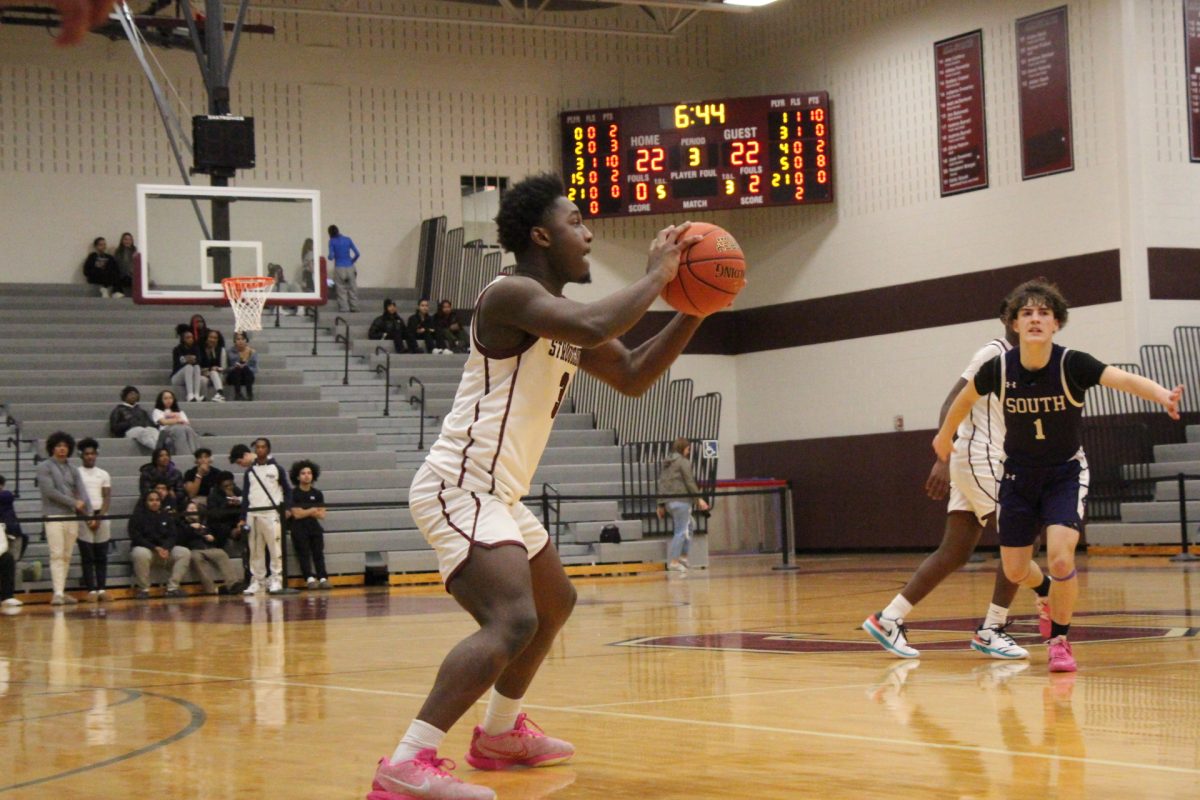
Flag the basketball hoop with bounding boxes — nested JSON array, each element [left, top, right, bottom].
[[222, 276, 276, 332]]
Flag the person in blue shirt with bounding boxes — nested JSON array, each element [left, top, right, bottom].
[[327, 224, 361, 312]]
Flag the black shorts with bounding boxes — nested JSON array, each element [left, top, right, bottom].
[[997, 460, 1088, 548]]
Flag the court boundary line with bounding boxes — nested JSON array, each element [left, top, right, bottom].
[[9, 655, 1200, 778]]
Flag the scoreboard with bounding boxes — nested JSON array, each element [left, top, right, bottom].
[[561, 92, 833, 219]]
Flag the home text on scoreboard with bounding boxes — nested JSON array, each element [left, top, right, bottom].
[[561, 92, 833, 219]]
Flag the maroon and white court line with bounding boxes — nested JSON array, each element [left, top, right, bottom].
[[612, 613, 1200, 654]]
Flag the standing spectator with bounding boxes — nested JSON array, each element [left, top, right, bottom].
[[82, 236, 122, 298], [113, 232, 137, 297], [128, 490, 190, 599], [138, 447, 185, 502], [226, 331, 258, 401], [288, 459, 329, 590], [433, 299, 468, 354], [37, 432, 91, 605], [198, 330, 228, 402], [0, 475, 25, 610], [171, 325, 208, 403], [76, 438, 112, 602], [206, 470, 245, 558], [109, 386, 164, 452], [184, 448, 219, 507], [180, 501, 245, 595], [240, 438, 291, 594], [656, 437, 710, 572], [152, 390, 199, 454], [405, 298, 437, 355], [327, 224, 361, 312], [368, 298, 408, 353], [300, 237, 317, 318]]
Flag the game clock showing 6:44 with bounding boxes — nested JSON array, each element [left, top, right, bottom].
[[561, 92, 832, 219]]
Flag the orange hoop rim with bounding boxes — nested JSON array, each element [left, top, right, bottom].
[[221, 276, 276, 300]]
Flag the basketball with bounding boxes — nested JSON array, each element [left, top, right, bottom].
[[661, 222, 747, 316]]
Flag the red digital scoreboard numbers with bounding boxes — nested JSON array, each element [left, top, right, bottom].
[[561, 92, 833, 219]]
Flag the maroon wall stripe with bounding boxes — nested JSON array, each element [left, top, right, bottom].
[[621, 249, 1121, 355], [1148, 248, 1200, 300], [735, 431, 980, 551]]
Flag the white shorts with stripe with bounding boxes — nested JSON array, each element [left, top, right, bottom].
[[409, 462, 550, 587], [947, 448, 1001, 525]]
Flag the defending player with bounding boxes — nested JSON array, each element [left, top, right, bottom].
[[864, 309, 1042, 659], [367, 174, 706, 800], [933, 279, 1183, 672]]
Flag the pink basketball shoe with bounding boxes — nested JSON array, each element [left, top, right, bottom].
[[368, 749, 495, 800], [466, 714, 575, 771], [1047, 636, 1077, 673], [1035, 596, 1052, 640]]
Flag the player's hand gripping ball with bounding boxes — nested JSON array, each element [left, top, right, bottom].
[[661, 222, 747, 316]]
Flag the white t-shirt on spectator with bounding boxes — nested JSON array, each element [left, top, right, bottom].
[[152, 408, 190, 426], [77, 465, 111, 508]]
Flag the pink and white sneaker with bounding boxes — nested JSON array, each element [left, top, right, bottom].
[[1035, 596, 1053, 640], [1047, 635, 1077, 673], [466, 714, 575, 770], [368, 749, 495, 800]]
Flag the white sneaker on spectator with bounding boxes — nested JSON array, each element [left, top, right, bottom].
[[86, 590, 99, 602], [1, 598, 22, 607], [305, 577, 318, 590], [268, 578, 283, 593], [112, 291, 125, 298], [213, 391, 226, 402], [242, 580, 261, 595]]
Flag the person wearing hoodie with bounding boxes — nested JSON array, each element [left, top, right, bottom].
[[180, 500, 245, 595], [170, 325, 208, 403], [404, 298, 437, 354], [109, 386, 167, 452], [128, 489, 190, 598], [656, 437, 710, 572], [37, 432, 92, 604], [368, 298, 408, 353]]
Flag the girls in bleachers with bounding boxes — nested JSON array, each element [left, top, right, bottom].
[[171, 325, 208, 403], [226, 331, 258, 400], [199, 330, 228, 402], [152, 390, 199, 454]]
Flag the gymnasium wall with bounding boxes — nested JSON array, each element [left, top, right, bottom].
[[3, 1, 1199, 545]]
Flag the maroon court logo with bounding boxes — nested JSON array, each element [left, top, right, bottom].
[[613, 611, 1200, 654]]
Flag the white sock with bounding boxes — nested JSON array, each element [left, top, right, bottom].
[[392, 719, 445, 763], [882, 594, 914, 621], [983, 603, 1009, 629], [481, 689, 523, 736]]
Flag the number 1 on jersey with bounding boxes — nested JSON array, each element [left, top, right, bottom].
[[1033, 418, 1046, 440]]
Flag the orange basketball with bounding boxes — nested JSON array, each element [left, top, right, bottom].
[[661, 222, 747, 316]]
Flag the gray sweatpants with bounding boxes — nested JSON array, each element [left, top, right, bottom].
[[131, 545, 191, 591], [189, 548, 242, 593], [333, 267, 359, 312]]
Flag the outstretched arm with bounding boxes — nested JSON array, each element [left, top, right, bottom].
[[579, 313, 703, 397], [932, 383, 983, 462], [1100, 367, 1183, 420]]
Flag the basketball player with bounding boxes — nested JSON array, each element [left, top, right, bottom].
[[367, 174, 705, 800], [933, 279, 1183, 672], [864, 307, 1040, 660]]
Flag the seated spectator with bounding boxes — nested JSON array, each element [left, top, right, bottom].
[[187, 314, 225, 351], [171, 325, 208, 403], [152, 390, 199, 454], [184, 448, 219, 507], [404, 298, 437, 354], [268, 263, 300, 315], [1, 475, 26, 610], [226, 331, 258, 401], [180, 501, 245, 595], [198, 330, 228, 402], [207, 470, 246, 559], [113, 232, 137, 297], [128, 489, 190, 599], [368, 298, 408, 353], [153, 481, 180, 515], [109, 386, 164, 452], [138, 447, 185, 501], [289, 459, 330, 590], [82, 236, 122, 298], [433, 299, 468, 354]]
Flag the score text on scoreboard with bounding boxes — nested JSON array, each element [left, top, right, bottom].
[[561, 92, 832, 219]]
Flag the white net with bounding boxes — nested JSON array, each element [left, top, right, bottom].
[[223, 278, 275, 332]]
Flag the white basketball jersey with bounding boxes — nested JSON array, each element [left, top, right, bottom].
[[954, 337, 1011, 472], [424, 277, 581, 504]]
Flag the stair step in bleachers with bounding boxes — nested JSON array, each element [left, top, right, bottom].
[[1, 385, 320, 403], [0, 353, 289, 370], [0, 369, 304, 385], [23, 417, 360, 442], [1093, 425, 1200, 547], [5, 400, 338, 422]]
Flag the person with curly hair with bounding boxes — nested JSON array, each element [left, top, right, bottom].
[[288, 459, 329, 590], [37, 431, 91, 605], [367, 173, 708, 800]]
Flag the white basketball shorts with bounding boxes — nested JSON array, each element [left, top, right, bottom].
[[409, 462, 550, 587], [947, 449, 1002, 525]]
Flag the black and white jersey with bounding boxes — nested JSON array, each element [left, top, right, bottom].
[[954, 338, 1011, 472], [974, 344, 1106, 468]]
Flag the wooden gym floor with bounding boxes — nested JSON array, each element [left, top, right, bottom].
[[2, 554, 1198, 799]]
